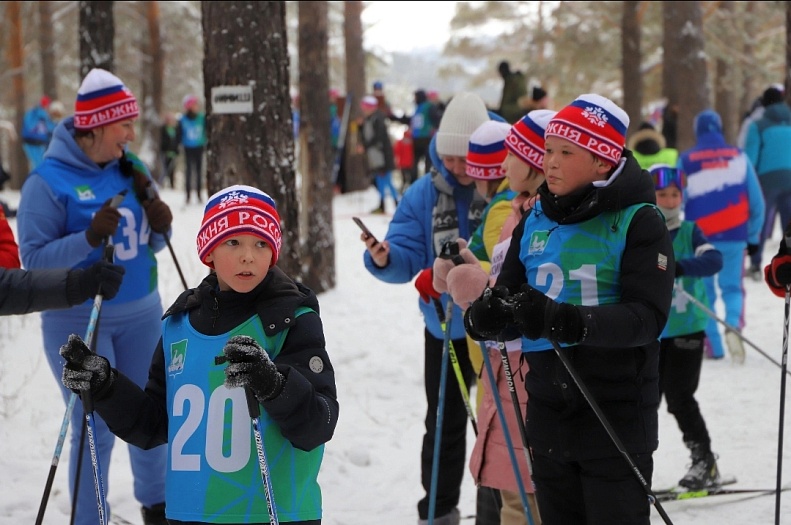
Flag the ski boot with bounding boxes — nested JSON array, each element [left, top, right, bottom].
[[141, 502, 167, 525], [418, 507, 460, 525], [725, 330, 745, 364], [679, 442, 721, 490]]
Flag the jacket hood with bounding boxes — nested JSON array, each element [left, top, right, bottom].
[[627, 128, 665, 155], [538, 150, 656, 224], [44, 117, 121, 173], [762, 102, 791, 124], [694, 110, 723, 138], [164, 267, 318, 336]]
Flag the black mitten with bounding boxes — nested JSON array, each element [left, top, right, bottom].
[[143, 198, 173, 234], [512, 284, 585, 344], [66, 260, 126, 305], [60, 334, 115, 398], [87, 198, 122, 247], [464, 286, 514, 341], [222, 335, 284, 402]]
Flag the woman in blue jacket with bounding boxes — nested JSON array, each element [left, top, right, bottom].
[[17, 68, 173, 525]]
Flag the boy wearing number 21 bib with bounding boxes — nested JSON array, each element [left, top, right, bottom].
[[465, 95, 675, 524], [60, 185, 339, 524]]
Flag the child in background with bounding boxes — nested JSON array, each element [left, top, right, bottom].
[[60, 185, 339, 524], [650, 163, 724, 491], [394, 129, 417, 190]]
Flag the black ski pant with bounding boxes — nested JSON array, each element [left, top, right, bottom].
[[184, 146, 204, 202], [531, 452, 653, 524], [658, 331, 712, 452], [418, 329, 476, 520]]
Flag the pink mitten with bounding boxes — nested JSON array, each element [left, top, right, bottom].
[[446, 264, 490, 308], [433, 238, 472, 293]]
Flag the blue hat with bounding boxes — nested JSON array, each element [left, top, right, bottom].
[[373, 81, 383, 91]]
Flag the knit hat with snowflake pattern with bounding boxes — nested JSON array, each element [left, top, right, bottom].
[[465, 121, 511, 180], [197, 185, 282, 268], [545, 94, 629, 166], [74, 69, 139, 131]]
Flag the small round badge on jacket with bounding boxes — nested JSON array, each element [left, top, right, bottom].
[[309, 356, 324, 373]]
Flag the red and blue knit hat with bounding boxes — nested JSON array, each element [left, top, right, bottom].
[[505, 109, 557, 173], [74, 69, 139, 131], [545, 94, 629, 166], [465, 121, 511, 180], [197, 185, 283, 268]]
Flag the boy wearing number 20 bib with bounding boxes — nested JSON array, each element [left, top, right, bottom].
[[60, 185, 338, 524]]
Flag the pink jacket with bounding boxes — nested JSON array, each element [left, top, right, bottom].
[[469, 192, 538, 492]]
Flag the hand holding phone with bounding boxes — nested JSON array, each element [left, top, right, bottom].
[[353, 216, 378, 244]]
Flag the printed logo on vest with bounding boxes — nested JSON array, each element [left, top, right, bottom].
[[528, 230, 551, 255], [75, 185, 96, 201], [168, 339, 188, 376]]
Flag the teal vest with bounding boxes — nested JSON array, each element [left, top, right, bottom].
[[518, 202, 650, 352], [662, 221, 709, 338], [161, 307, 322, 523]]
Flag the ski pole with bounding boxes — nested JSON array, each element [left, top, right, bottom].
[[549, 339, 674, 525], [145, 185, 188, 290], [428, 301, 454, 525], [479, 342, 535, 525], [35, 189, 126, 525], [775, 283, 790, 525], [433, 298, 477, 435], [244, 387, 280, 525], [674, 282, 789, 374]]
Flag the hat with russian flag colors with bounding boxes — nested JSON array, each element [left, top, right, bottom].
[[545, 94, 629, 166], [197, 185, 282, 268], [505, 109, 557, 173], [74, 68, 139, 131], [465, 121, 511, 180]]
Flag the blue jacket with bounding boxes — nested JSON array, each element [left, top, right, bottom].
[[21, 105, 55, 145], [744, 101, 791, 191], [678, 110, 765, 244], [363, 136, 484, 339], [17, 117, 169, 315]]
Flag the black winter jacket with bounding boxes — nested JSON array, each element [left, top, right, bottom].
[[93, 268, 338, 454], [496, 151, 675, 461]]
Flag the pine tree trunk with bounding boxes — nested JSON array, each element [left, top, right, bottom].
[[39, 1, 58, 100], [79, 1, 115, 76], [298, 1, 336, 293], [342, 0, 368, 193], [621, 1, 642, 138], [201, 0, 300, 278], [7, 1, 27, 189]]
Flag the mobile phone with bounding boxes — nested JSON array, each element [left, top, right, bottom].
[[352, 216, 378, 243]]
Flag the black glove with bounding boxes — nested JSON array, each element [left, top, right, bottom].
[[770, 254, 791, 287], [512, 284, 585, 344], [464, 286, 514, 341], [60, 334, 115, 398], [674, 261, 685, 278], [66, 259, 126, 304], [87, 198, 122, 247], [143, 198, 173, 234], [222, 335, 284, 402], [747, 243, 760, 257]]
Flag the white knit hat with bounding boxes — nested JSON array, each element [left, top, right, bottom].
[[436, 92, 489, 157]]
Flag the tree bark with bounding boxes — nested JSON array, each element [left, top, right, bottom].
[[621, 1, 642, 138], [39, 1, 58, 100], [79, 1, 115, 77], [342, 0, 368, 193], [7, 1, 26, 189], [786, 1, 791, 101], [140, 0, 164, 179], [202, 1, 301, 279], [298, 1, 335, 293], [664, 1, 709, 152]]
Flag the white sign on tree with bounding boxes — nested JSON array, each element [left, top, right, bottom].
[[211, 86, 254, 114]]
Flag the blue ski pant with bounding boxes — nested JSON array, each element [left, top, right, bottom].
[[703, 241, 746, 358], [41, 299, 167, 525]]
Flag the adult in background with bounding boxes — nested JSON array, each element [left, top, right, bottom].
[[678, 109, 765, 362], [21, 95, 56, 171], [743, 86, 791, 280], [358, 95, 399, 214], [627, 121, 679, 170], [360, 92, 491, 525], [179, 94, 207, 204], [16, 68, 173, 525], [159, 111, 180, 188], [394, 89, 440, 178], [496, 61, 527, 125]]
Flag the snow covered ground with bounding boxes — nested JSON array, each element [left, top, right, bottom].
[[1, 185, 790, 524]]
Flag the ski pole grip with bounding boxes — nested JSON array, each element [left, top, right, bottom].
[[245, 387, 261, 418]]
